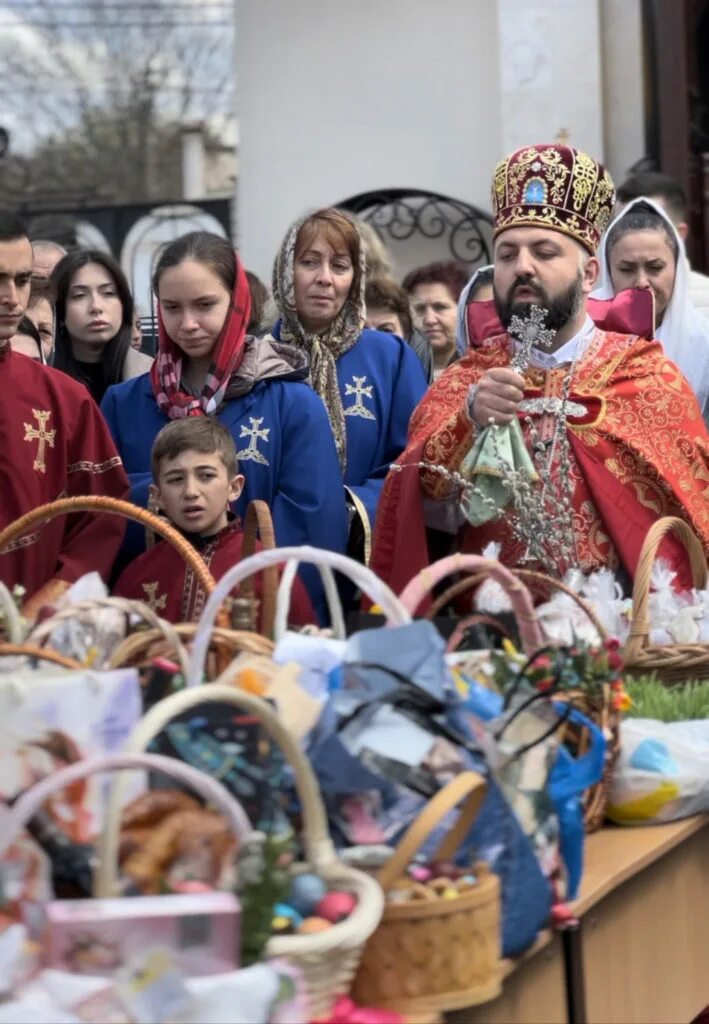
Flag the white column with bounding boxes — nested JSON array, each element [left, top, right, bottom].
[[599, 0, 645, 183], [497, 0, 605, 160]]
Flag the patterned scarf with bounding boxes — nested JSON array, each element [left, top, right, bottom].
[[272, 212, 366, 470], [151, 252, 252, 419]]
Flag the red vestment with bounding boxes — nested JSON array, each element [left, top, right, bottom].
[[0, 350, 129, 597], [371, 329, 709, 600], [113, 519, 315, 626]]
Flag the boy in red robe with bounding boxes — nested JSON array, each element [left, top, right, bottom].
[[113, 418, 314, 626], [372, 144, 709, 599], [0, 210, 129, 615]]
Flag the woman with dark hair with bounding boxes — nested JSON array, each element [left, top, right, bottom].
[[594, 197, 709, 420], [402, 260, 470, 379], [100, 231, 347, 616], [51, 249, 152, 404], [272, 208, 426, 553]]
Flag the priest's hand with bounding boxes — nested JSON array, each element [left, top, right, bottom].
[[468, 368, 525, 427]]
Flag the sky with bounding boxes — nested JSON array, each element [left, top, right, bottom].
[[0, 0, 237, 154]]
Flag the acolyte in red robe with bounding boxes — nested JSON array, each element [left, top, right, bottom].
[[0, 349, 130, 599], [113, 519, 315, 627], [371, 329, 709, 601]]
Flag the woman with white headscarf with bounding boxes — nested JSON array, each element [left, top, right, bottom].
[[594, 197, 709, 421], [455, 264, 495, 350]]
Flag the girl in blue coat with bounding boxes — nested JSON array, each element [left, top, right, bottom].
[[101, 232, 347, 616], [272, 208, 427, 559]]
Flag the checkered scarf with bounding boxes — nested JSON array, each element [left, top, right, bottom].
[[151, 252, 252, 419], [272, 212, 366, 471]]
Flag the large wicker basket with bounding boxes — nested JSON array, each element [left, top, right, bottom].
[[352, 771, 501, 1015], [399, 554, 620, 832], [96, 683, 385, 1018], [624, 516, 709, 683]]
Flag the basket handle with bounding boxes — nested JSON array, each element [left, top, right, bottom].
[[376, 771, 487, 892], [28, 597, 191, 680], [186, 546, 412, 688], [274, 560, 346, 642], [241, 501, 278, 636], [0, 497, 217, 600], [428, 569, 607, 643], [0, 751, 253, 863], [95, 684, 334, 898], [0, 643, 84, 670], [626, 516, 708, 661], [399, 555, 544, 653]]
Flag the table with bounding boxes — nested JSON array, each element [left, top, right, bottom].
[[448, 815, 709, 1024], [569, 815, 709, 1024]]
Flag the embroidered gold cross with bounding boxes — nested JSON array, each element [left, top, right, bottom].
[[23, 409, 56, 474], [142, 581, 167, 612]]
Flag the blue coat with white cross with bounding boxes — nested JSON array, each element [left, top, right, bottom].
[[272, 325, 428, 534]]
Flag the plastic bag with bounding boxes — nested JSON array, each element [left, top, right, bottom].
[[608, 718, 709, 824]]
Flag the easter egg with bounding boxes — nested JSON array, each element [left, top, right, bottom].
[[315, 891, 357, 923], [429, 860, 464, 880], [409, 865, 432, 883], [442, 887, 458, 900], [297, 916, 332, 935], [287, 873, 328, 917], [273, 903, 303, 927], [271, 915, 294, 935]]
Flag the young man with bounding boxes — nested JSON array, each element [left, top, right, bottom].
[[372, 144, 709, 597], [0, 210, 129, 615], [113, 418, 313, 625]]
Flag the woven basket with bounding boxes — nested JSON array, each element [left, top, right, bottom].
[[352, 772, 501, 1015], [624, 516, 709, 683], [399, 555, 619, 832], [96, 683, 384, 1018]]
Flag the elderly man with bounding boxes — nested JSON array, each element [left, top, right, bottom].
[[372, 144, 709, 595], [0, 210, 128, 614], [31, 238, 67, 282]]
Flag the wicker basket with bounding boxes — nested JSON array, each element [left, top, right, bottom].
[[95, 683, 385, 1018], [624, 516, 709, 683], [399, 555, 620, 832], [352, 771, 501, 1015]]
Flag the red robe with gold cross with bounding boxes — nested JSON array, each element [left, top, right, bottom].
[[113, 519, 315, 627], [0, 349, 129, 599], [371, 329, 709, 600]]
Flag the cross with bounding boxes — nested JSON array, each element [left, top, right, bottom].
[[23, 409, 56, 474], [508, 305, 556, 373], [236, 416, 270, 465], [142, 581, 167, 612], [344, 375, 376, 421]]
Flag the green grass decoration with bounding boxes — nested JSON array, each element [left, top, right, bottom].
[[624, 675, 709, 722]]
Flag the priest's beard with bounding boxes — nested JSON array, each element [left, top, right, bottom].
[[494, 271, 584, 336]]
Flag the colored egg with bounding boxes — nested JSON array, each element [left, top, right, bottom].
[[287, 873, 329, 917], [273, 902, 303, 926], [315, 891, 357, 923], [297, 916, 332, 934], [429, 860, 464, 880], [271, 915, 294, 935], [442, 888, 458, 900], [409, 865, 432, 883]]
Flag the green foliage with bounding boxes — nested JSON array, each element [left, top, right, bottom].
[[237, 831, 295, 967], [624, 675, 709, 722]]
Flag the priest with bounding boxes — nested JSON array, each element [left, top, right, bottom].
[[0, 210, 129, 614], [371, 144, 709, 597]]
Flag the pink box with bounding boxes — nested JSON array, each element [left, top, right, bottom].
[[43, 891, 240, 976]]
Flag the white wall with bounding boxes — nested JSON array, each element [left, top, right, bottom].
[[236, 0, 502, 280]]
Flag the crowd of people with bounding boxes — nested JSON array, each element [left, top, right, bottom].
[[2, 145, 709, 623]]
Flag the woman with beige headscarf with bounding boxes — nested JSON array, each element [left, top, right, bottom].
[[272, 207, 427, 555]]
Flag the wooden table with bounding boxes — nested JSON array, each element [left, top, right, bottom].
[[448, 815, 709, 1024], [569, 815, 709, 1024]]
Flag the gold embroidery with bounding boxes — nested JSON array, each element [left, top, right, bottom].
[[23, 409, 56, 474], [67, 457, 123, 474], [142, 581, 167, 612]]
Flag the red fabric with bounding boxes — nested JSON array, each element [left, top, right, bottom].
[[371, 329, 709, 599], [0, 350, 129, 598], [465, 289, 655, 348], [113, 520, 315, 627], [150, 252, 252, 420]]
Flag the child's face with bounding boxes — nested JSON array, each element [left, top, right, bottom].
[[151, 450, 244, 536]]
